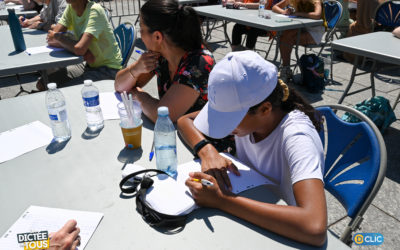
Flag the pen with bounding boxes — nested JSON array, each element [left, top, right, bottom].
[[21, 15, 26, 22], [149, 140, 155, 161], [192, 178, 214, 187]]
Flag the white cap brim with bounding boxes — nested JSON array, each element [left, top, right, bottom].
[[194, 102, 248, 139]]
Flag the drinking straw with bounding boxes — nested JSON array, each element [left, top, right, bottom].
[[120, 92, 134, 127]]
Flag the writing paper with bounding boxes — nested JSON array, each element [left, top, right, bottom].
[[0, 121, 52, 164], [144, 153, 273, 215], [0, 206, 103, 250]]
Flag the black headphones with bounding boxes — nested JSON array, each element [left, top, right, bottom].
[[119, 169, 187, 229]]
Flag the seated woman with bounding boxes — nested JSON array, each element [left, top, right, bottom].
[[114, 0, 215, 123], [272, 0, 324, 82], [178, 51, 327, 246], [230, 0, 271, 51]]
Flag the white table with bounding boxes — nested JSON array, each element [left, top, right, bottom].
[[0, 26, 82, 84], [0, 81, 350, 250], [331, 31, 400, 108], [0, 4, 37, 20], [193, 5, 323, 61]]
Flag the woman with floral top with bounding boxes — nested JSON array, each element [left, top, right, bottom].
[[114, 0, 215, 123]]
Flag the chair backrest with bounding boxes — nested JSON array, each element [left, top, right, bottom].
[[114, 22, 136, 68], [323, 0, 343, 31], [316, 104, 387, 244], [373, 0, 400, 32]]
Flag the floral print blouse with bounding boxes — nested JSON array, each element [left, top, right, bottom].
[[153, 48, 215, 113]]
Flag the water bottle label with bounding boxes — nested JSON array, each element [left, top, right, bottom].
[[83, 95, 99, 107], [49, 114, 58, 121]]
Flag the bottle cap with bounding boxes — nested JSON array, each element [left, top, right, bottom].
[[84, 80, 93, 86], [157, 106, 169, 116], [47, 83, 57, 89]]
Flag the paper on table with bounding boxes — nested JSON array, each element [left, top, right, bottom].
[[0, 206, 103, 250], [0, 121, 53, 164], [145, 153, 273, 216], [99, 92, 122, 120], [25, 46, 65, 55]]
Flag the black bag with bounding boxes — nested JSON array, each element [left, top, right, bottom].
[[299, 54, 325, 93], [119, 169, 187, 229]]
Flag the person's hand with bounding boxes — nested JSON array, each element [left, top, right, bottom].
[[49, 220, 81, 250], [198, 144, 240, 191], [47, 30, 56, 42], [83, 50, 95, 64], [185, 172, 231, 208], [133, 51, 160, 75], [233, 2, 243, 8], [130, 86, 145, 100], [28, 21, 41, 29], [393, 26, 400, 38]]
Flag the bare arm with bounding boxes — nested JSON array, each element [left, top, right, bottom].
[[295, 1, 322, 19], [132, 83, 200, 123], [177, 112, 240, 190], [114, 51, 160, 92], [272, 0, 290, 14], [19, 14, 41, 27], [186, 172, 327, 246]]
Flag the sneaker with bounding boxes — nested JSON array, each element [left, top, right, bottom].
[[279, 66, 293, 83]]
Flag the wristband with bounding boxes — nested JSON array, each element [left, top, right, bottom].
[[193, 139, 210, 157]]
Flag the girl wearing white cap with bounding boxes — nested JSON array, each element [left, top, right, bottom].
[[178, 51, 326, 246]]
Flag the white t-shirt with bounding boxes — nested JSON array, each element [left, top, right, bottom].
[[235, 110, 324, 206]]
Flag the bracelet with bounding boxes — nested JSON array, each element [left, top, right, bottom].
[[193, 139, 210, 158]]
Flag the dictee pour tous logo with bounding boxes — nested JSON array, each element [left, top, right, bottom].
[[17, 231, 49, 250]]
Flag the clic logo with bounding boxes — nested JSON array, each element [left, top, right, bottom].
[[353, 233, 384, 245]]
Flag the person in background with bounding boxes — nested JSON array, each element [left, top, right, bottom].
[[39, 0, 122, 90], [5, 0, 43, 12], [114, 0, 215, 123], [229, 0, 272, 51], [272, 0, 324, 82], [344, 0, 386, 62], [178, 51, 326, 246], [18, 0, 66, 31], [336, 0, 354, 38]]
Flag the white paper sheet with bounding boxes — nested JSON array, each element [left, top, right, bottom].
[[144, 153, 273, 215], [0, 206, 103, 250], [0, 121, 53, 164], [25, 46, 65, 55], [99, 92, 121, 120]]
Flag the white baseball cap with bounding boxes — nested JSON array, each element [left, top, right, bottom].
[[194, 51, 278, 139]]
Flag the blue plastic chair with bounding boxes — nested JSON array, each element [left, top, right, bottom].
[[373, 0, 400, 32], [114, 22, 136, 68], [316, 104, 387, 245]]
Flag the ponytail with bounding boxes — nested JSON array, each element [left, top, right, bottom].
[[141, 0, 203, 51], [248, 80, 322, 131]]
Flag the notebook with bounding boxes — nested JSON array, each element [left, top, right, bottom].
[[142, 153, 272, 216]]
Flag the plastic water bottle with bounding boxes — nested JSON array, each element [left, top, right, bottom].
[[0, 0, 6, 11], [46, 83, 71, 142], [154, 106, 177, 177], [324, 54, 331, 83], [8, 8, 26, 52], [258, 0, 266, 18], [81, 80, 104, 131]]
